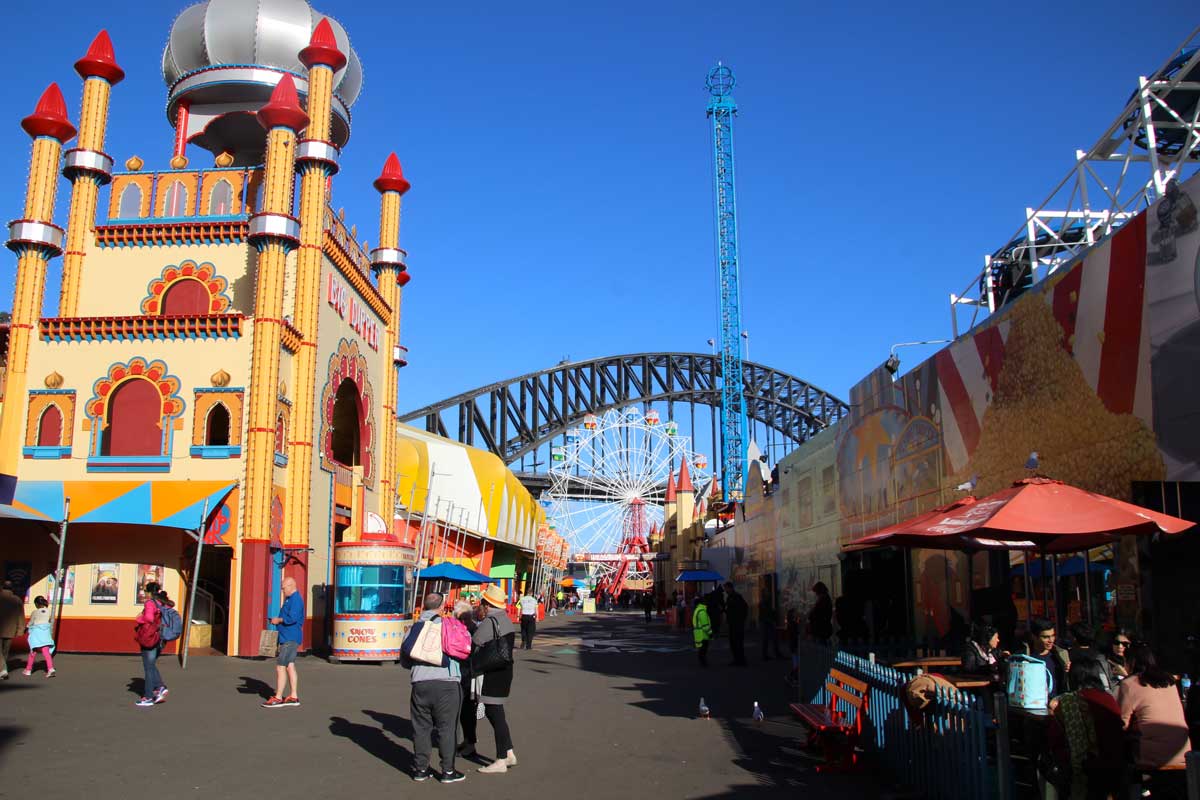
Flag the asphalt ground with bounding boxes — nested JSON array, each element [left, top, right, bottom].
[[0, 611, 888, 799]]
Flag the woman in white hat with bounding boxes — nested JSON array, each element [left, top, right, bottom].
[[474, 584, 519, 773]]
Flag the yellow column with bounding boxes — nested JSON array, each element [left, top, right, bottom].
[[242, 75, 308, 543], [370, 153, 412, 524], [58, 30, 123, 316], [283, 20, 344, 548], [0, 84, 75, 501]]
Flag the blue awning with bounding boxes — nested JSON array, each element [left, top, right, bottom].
[[676, 569, 724, 583], [418, 563, 494, 584], [0, 503, 58, 530], [1012, 557, 1111, 578]]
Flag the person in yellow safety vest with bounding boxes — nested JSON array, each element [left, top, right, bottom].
[[692, 596, 713, 667]]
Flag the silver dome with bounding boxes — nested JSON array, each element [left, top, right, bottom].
[[162, 0, 363, 106]]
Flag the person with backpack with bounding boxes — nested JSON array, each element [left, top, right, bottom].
[[134, 581, 169, 706], [261, 576, 303, 708], [403, 592, 466, 783]]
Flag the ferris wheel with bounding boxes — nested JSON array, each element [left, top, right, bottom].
[[543, 407, 710, 590]]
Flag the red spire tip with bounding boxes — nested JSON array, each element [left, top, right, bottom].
[[665, 470, 677, 502], [21, 83, 76, 143], [677, 459, 694, 493], [299, 18, 348, 71], [257, 74, 309, 132], [397, 270, 411, 288], [374, 152, 411, 195], [75, 30, 125, 84]]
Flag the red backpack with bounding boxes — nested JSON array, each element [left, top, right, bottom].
[[441, 615, 472, 659], [134, 602, 161, 649]]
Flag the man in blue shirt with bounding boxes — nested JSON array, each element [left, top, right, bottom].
[[262, 576, 304, 708]]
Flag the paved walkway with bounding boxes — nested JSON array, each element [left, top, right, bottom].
[[0, 612, 884, 799]]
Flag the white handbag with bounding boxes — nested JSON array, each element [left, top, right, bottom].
[[411, 617, 445, 665]]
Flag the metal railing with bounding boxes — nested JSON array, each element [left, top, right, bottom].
[[798, 645, 996, 800]]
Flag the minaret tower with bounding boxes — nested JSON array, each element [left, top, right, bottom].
[[370, 153, 411, 525], [0, 85, 75, 502], [283, 20, 344, 559], [239, 75, 308, 640], [676, 459, 695, 541], [58, 31, 123, 316]]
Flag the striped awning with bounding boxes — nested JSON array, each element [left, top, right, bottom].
[[12, 481, 235, 531]]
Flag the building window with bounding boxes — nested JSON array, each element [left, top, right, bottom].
[[36, 405, 62, 448], [100, 379, 163, 457], [274, 413, 286, 455], [160, 279, 210, 316], [118, 183, 143, 218], [162, 180, 188, 217], [206, 404, 231, 447], [208, 179, 234, 215]]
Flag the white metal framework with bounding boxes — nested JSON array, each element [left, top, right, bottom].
[[951, 27, 1200, 335], [544, 407, 708, 587]]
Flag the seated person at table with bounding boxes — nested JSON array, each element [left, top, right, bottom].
[[1047, 658, 1124, 800], [1067, 623, 1115, 694], [1021, 618, 1070, 698], [1117, 643, 1191, 771], [1105, 628, 1133, 684], [961, 623, 1007, 681]]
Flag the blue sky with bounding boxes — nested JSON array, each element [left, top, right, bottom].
[[0, 0, 1193, 422]]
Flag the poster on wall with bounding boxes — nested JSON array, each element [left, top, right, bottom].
[[90, 563, 120, 604], [47, 566, 76, 605], [136, 564, 164, 604], [4, 561, 32, 601]]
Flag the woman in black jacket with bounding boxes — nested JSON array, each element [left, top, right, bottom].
[[961, 623, 1005, 680], [474, 585, 519, 774]]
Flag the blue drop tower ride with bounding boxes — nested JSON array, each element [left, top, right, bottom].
[[706, 64, 749, 503]]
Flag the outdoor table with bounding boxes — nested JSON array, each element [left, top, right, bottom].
[[942, 674, 992, 691], [889, 656, 962, 671]]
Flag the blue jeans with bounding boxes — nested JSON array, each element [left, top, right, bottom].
[[141, 646, 163, 696]]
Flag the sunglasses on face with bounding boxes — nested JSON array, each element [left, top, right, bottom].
[[1114, 640, 1132, 647]]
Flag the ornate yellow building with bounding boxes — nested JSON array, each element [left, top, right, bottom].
[[0, 3, 421, 656]]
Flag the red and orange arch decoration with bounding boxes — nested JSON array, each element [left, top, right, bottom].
[[86, 357, 186, 456], [319, 339, 376, 489], [140, 260, 232, 315]]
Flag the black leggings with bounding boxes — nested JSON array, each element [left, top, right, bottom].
[[484, 703, 513, 755], [460, 680, 477, 746]]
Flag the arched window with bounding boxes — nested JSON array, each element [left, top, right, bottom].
[[250, 181, 265, 213], [160, 279, 210, 315], [117, 183, 143, 218], [208, 179, 234, 215], [162, 180, 188, 217], [331, 379, 361, 467], [274, 412, 286, 455], [37, 405, 62, 447], [205, 404, 231, 447], [100, 379, 162, 457]]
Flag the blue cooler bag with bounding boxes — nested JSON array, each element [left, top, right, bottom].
[[1006, 654, 1052, 709]]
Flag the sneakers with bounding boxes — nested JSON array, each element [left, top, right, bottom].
[[1, 671, 8, 680], [505, 750, 518, 767], [135, 697, 155, 707], [438, 770, 466, 784], [21, 670, 31, 677], [46, 669, 56, 678], [478, 760, 508, 774], [282, 696, 300, 707], [411, 768, 433, 782], [156, 686, 169, 699], [261, 696, 287, 708]]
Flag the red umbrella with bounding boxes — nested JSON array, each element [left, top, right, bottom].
[[847, 478, 1193, 554]]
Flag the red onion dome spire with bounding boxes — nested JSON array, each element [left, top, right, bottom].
[[373, 152, 411, 195], [21, 84, 76, 142], [299, 18, 347, 72], [74, 30, 125, 84], [256, 74, 309, 132], [396, 271, 411, 287]]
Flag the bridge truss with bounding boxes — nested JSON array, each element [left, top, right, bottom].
[[397, 352, 850, 471]]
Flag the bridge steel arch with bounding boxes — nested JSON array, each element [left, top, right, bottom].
[[397, 352, 850, 465]]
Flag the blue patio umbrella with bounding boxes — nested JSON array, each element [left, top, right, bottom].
[[417, 562, 494, 584]]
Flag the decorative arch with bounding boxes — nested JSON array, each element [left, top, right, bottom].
[[87, 357, 185, 464], [206, 403, 231, 447], [160, 179, 189, 217], [24, 390, 76, 458], [207, 179, 234, 215], [140, 260, 231, 315], [36, 404, 63, 448], [117, 183, 144, 218], [190, 387, 244, 459], [319, 339, 375, 488]]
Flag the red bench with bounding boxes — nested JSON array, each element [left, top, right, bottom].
[[789, 667, 869, 772]]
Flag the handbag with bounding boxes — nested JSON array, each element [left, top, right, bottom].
[[258, 629, 279, 658], [470, 616, 514, 674], [1007, 654, 1053, 709], [408, 618, 445, 665]]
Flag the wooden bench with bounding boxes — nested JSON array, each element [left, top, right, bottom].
[[789, 667, 869, 772]]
